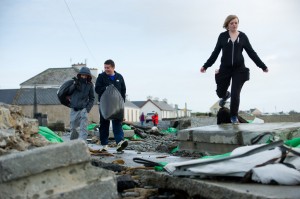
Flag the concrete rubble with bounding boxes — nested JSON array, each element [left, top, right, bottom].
[[1, 103, 300, 199], [0, 103, 117, 199], [0, 140, 118, 199], [0, 103, 50, 155], [178, 123, 300, 155]]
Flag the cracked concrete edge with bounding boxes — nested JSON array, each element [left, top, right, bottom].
[[0, 140, 90, 183], [133, 170, 299, 199], [0, 162, 118, 199]]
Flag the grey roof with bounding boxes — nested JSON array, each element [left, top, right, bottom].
[[152, 100, 175, 111], [12, 88, 100, 105], [131, 101, 146, 108], [125, 100, 140, 109], [132, 100, 175, 111], [13, 88, 61, 105], [20, 67, 97, 87], [0, 89, 18, 104], [0, 88, 137, 108]]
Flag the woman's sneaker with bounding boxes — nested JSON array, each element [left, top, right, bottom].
[[230, 116, 239, 125], [116, 140, 128, 152], [219, 91, 231, 107], [100, 145, 109, 152]]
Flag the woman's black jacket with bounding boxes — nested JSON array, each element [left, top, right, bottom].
[[203, 31, 267, 71]]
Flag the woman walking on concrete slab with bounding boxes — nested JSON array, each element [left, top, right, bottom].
[[200, 15, 268, 124]]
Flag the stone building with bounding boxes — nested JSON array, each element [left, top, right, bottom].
[[0, 63, 140, 126]]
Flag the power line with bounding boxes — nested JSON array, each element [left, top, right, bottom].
[[63, 0, 98, 66]]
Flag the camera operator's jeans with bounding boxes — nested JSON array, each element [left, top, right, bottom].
[[99, 109, 124, 145]]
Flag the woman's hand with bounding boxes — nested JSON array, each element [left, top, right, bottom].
[[200, 67, 206, 73]]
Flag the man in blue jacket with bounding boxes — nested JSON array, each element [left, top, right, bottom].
[[95, 59, 128, 152], [69, 66, 95, 142]]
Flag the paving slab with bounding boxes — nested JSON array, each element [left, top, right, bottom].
[[135, 169, 300, 199], [0, 140, 118, 199], [0, 140, 90, 183], [178, 122, 300, 154], [88, 143, 191, 168]]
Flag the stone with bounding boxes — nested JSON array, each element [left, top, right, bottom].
[[177, 122, 300, 154], [117, 174, 136, 192], [0, 140, 118, 199], [0, 104, 49, 155], [134, 169, 300, 199]]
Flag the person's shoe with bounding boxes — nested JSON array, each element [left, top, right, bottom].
[[230, 116, 239, 125], [100, 145, 109, 152], [116, 140, 128, 152], [219, 91, 231, 107]]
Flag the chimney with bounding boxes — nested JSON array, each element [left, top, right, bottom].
[[89, 68, 98, 78], [72, 62, 86, 70]]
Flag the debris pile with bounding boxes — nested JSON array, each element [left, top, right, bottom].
[[0, 103, 50, 155]]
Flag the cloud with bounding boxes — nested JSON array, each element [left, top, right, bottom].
[[0, 0, 300, 112]]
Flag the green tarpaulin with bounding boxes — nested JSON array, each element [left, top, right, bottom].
[[38, 126, 63, 143]]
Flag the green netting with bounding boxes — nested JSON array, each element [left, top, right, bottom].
[[154, 162, 168, 171], [161, 127, 178, 134], [132, 134, 142, 140], [284, 137, 300, 148], [38, 126, 63, 143], [87, 123, 98, 131], [122, 124, 131, 130], [170, 146, 179, 153]]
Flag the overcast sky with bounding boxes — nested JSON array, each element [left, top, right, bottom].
[[0, 0, 299, 113]]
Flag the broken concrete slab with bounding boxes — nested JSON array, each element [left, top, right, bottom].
[[0, 140, 118, 199], [178, 122, 300, 155], [88, 143, 191, 168], [0, 103, 50, 155], [0, 140, 91, 183], [135, 169, 300, 199]]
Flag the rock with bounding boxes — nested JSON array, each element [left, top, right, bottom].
[[91, 159, 125, 172], [0, 140, 118, 199], [117, 174, 136, 192], [0, 103, 50, 155]]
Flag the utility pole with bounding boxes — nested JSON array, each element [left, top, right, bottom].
[[33, 84, 37, 116]]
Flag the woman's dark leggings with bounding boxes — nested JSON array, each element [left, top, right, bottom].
[[215, 68, 249, 117]]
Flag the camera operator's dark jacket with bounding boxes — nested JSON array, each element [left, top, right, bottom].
[[95, 71, 126, 102], [203, 31, 267, 71]]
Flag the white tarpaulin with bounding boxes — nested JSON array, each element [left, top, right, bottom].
[[164, 143, 300, 185], [252, 117, 264, 123]]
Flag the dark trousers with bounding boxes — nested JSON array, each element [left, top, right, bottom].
[[99, 110, 124, 145], [215, 67, 249, 117]]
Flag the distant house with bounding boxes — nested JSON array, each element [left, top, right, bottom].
[[132, 99, 191, 119], [124, 100, 140, 122], [0, 89, 18, 104], [0, 63, 140, 125], [210, 100, 229, 114], [250, 108, 262, 116], [20, 63, 98, 88]]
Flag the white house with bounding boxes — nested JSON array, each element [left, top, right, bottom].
[[124, 100, 140, 122], [132, 99, 191, 119]]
